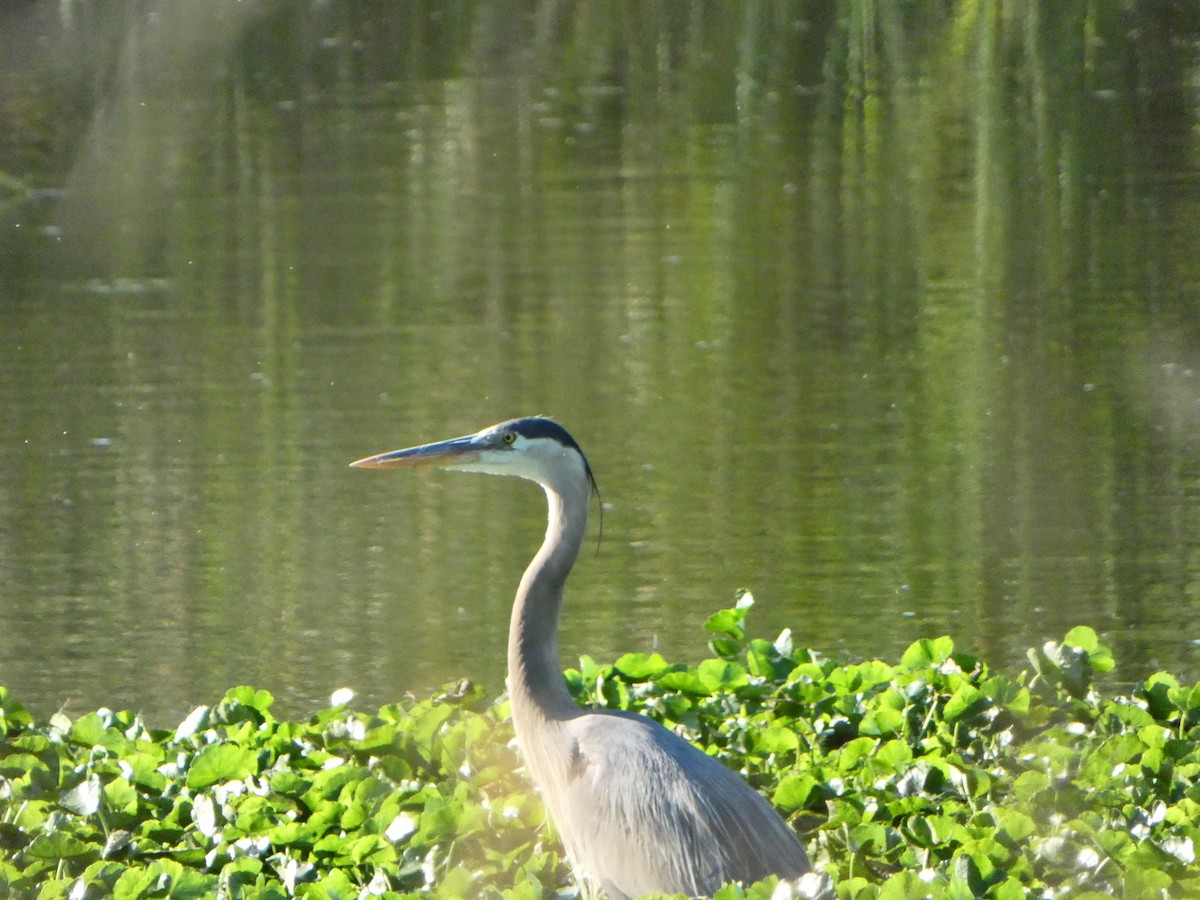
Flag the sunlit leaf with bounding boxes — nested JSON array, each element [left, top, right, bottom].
[[27, 832, 96, 859], [772, 774, 819, 812], [901, 637, 955, 669], [704, 606, 748, 640], [60, 775, 103, 816], [186, 743, 258, 790]]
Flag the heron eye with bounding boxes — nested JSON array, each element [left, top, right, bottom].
[[503, 432, 516, 444]]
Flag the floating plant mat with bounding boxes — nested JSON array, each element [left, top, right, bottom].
[[2, 597, 1199, 898]]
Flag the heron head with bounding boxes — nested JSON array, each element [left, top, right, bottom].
[[350, 417, 598, 496]]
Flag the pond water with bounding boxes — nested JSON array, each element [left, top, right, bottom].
[[3, 3, 1200, 725]]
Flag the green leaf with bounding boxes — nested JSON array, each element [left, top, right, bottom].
[[752, 725, 799, 755], [1064, 626, 1115, 674], [347, 833, 397, 865], [112, 867, 158, 900], [874, 739, 913, 771], [186, 743, 258, 789], [1123, 864, 1174, 896], [696, 659, 749, 693], [655, 669, 711, 695], [992, 807, 1036, 843], [1012, 770, 1050, 801], [223, 685, 275, 714], [861, 703, 906, 737], [704, 606, 748, 640], [0, 687, 34, 730], [900, 636, 955, 669], [943, 683, 987, 723], [69, 712, 127, 751], [612, 652, 670, 680], [772, 773, 819, 812], [837, 737, 878, 771], [27, 832, 97, 859], [878, 870, 935, 900]]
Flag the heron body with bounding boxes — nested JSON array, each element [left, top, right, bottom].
[[352, 417, 812, 898]]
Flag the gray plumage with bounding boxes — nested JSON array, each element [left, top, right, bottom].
[[352, 417, 812, 898]]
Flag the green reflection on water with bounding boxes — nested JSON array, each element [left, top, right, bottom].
[[2, 2, 1199, 724]]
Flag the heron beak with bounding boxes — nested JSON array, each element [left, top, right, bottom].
[[349, 435, 483, 470]]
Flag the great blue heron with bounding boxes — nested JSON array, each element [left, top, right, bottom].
[[351, 417, 812, 898]]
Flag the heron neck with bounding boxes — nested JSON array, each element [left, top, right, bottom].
[[507, 478, 588, 723]]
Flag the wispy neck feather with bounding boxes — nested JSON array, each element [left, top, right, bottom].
[[507, 477, 589, 723]]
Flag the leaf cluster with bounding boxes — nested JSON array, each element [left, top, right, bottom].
[[0, 684, 563, 898], [2, 594, 1200, 898]]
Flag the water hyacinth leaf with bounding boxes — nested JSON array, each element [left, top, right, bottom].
[[103, 777, 138, 817], [861, 704, 906, 737], [69, 712, 127, 751], [302, 766, 361, 806], [772, 773, 819, 812], [612, 652, 670, 680], [0, 687, 34, 731], [877, 869, 935, 899], [943, 684, 987, 724], [1162, 835, 1196, 865], [849, 822, 889, 853], [77, 860, 128, 891], [989, 878, 1027, 900], [1063, 626, 1115, 673], [26, 832, 96, 859], [112, 867, 158, 899], [661, 693, 694, 720], [656, 668, 711, 695], [874, 739, 913, 771], [348, 833, 397, 865], [1139, 673, 1181, 722], [773, 628, 794, 658], [60, 775, 103, 816], [697, 659, 749, 693], [981, 676, 1030, 714], [853, 660, 896, 691], [601, 675, 632, 710], [416, 796, 461, 844], [753, 725, 799, 755], [0, 752, 51, 781], [147, 859, 215, 898], [704, 605, 748, 640], [1032, 640, 1093, 698], [1122, 864, 1174, 895], [837, 737, 878, 771], [904, 816, 937, 848], [991, 807, 1036, 843], [339, 802, 368, 832], [900, 637, 955, 670], [186, 743, 258, 789], [215, 686, 275, 725], [407, 702, 456, 756], [710, 636, 743, 659], [267, 821, 312, 847], [270, 770, 309, 797]]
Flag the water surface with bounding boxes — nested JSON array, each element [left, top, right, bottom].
[[2, 3, 1200, 724]]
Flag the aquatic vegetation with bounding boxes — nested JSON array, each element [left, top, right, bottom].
[[2, 596, 1199, 898]]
